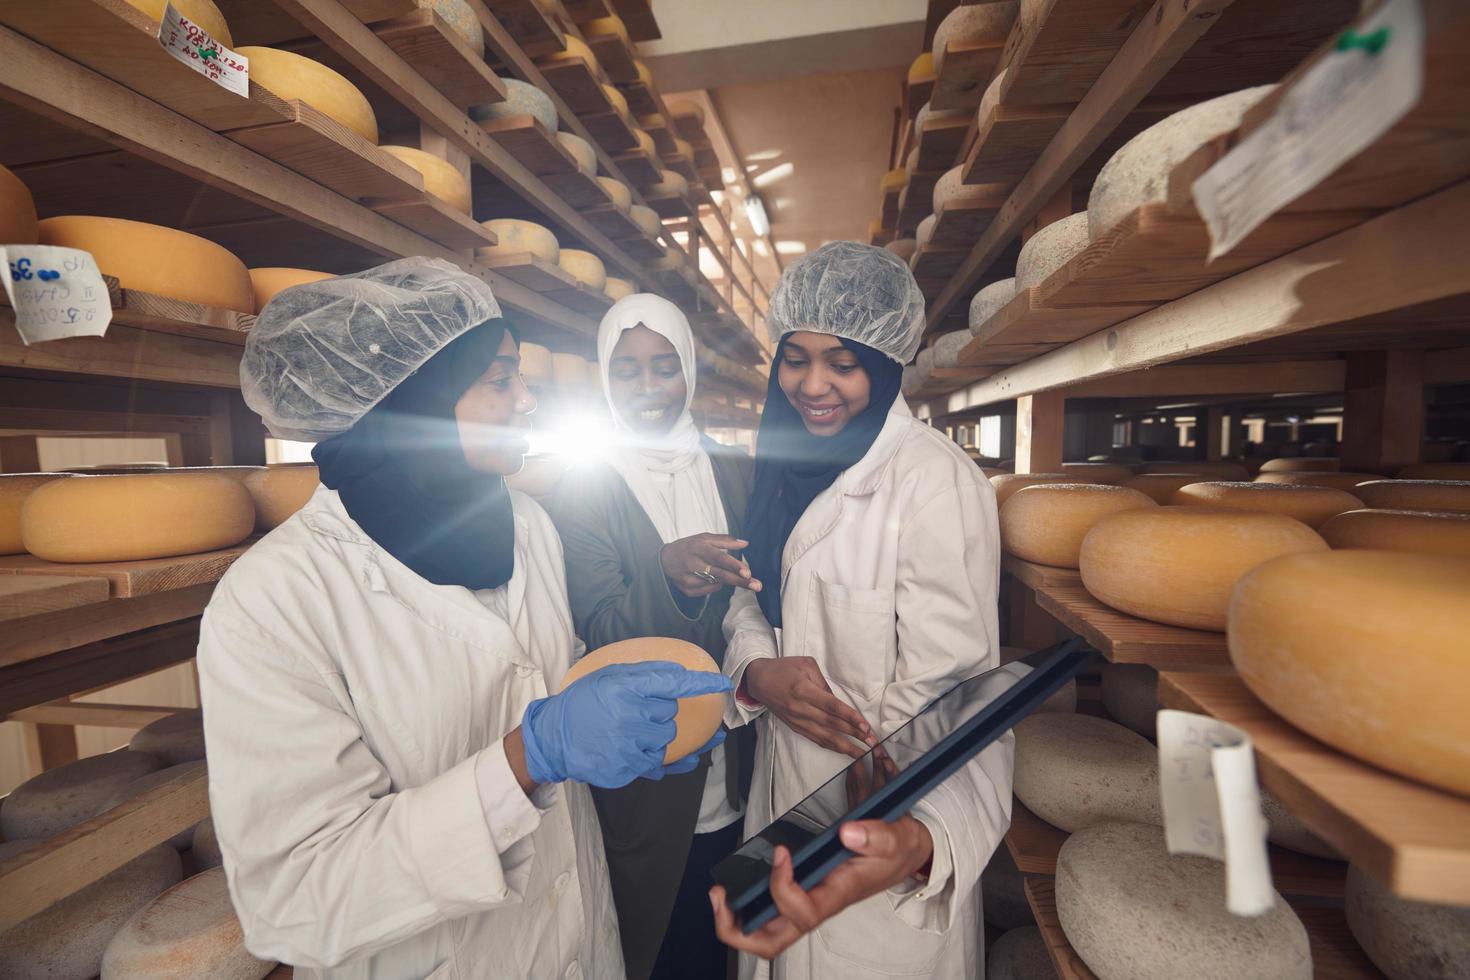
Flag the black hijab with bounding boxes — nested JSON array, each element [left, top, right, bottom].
[[312, 321, 519, 591], [743, 335, 904, 627]]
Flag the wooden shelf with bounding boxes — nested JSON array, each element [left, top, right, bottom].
[[373, 8, 508, 107], [905, 69, 936, 120], [583, 26, 637, 83], [622, 78, 658, 117], [484, 251, 587, 293], [615, 146, 664, 187], [0, 311, 245, 390], [536, 53, 610, 116], [482, 0, 564, 54], [1032, 579, 1230, 669], [929, 39, 1005, 112], [0, 576, 110, 626], [477, 113, 586, 176], [646, 190, 694, 220], [582, 202, 645, 240], [1161, 672, 1470, 906], [1006, 800, 1070, 874], [897, 172, 941, 231], [1025, 878, 1100, 980], [910, 243, 970, 285], [563, 0, 613, 23], [914, 112, 970, 174], [582, 108, 641, 153], [0, 543, 253, 601], [614, 233, 667, 262]]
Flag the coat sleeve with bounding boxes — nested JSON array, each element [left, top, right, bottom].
[[197, 604, 546, 969], [720, 586, 778, 728]]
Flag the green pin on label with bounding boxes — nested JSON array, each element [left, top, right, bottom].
[[1335, 26, 1391, 55]]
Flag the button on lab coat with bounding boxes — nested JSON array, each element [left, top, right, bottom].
[[723, 399, 1012, 979], [197, 487, 623, 980]]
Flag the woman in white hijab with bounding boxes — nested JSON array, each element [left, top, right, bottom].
[[549, 293, 760, 980]]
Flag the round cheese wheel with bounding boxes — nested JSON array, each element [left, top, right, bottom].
[[0, 162, 40, 245], [1320, 508, 1470, 558], [1257, 456, 1339, 473], [648, 169, 688, 197], [1229, 550, 1470, 795], [1397, 462, 1470, 481], [414, 0, 482, 53], [1013, 713, 1161, 832], [517, 341, 553, 385], [900, 365, 921, 396], [634, 60, 652, 86], [603, 276, 635, 302], [554, 131, 597, 177], [602, 84, 630, 118], [1, 750, 163, 840], [668, 99, 706, 128], [978, 67, 1008, 123], [543, 34, 598, 67], [1261, 791, 1338, 860], [95, 762, 207, 849], [470, 78, 558, 132], [931, 330, 970, 368], [247, 267, 331, 312], [1253, 471, 1382, 492], [38, 216, 253, 314], [559, 637, 723, 764], [1139, 460, 1249, 480], [1100, 663, 1158, 739], [190, 818, 223, 870], [122, 0, 233, 44], [476, 218, 559, 264], [672, 137, 695, 164], [597, 177, 632, 211], [129, 709, 205, 765], [243, 463, 318, 533], [933, 1, 1018, 73], [1057, 822, 1310, 980], [915, 101, 969, 136], [969, 277, 1016, 331], [989, 473, 1096, 508], [1088, 86, 1275, 238], [1061, 462, 1134, 485], [1080, 506, 1327, 630], [0, 840, 181, 980], [987, 927, 1056, 980], [1, 473, 71, 554], [379, 146, 471, 214], [1170, 481, 1362, 529], [916, 348, 936, 381], [21, 473, 255, 563], [633, 128, 656, 156], [907, 51, 934, 83], [551, 352, 590, 390], [583, 14, 631, 44], [629, 205, 661, 237], [880, 168, 908, 192], [558, 249, 606, 290], [1345, 863, 1470, 980], [235, 47, 378, 144], [884, 238, 918, 261], [981, 845, 1033, 931], [1016, 212, 1089, 289], [1000, 484, 1156, 568], [1121, 473, 1204, 504], [102, 867, 273, 980], [167, 466, 263, 484], [916, 214, 938, 246], [1354, 479, 1470, 513], [932, 166, 965, 211]]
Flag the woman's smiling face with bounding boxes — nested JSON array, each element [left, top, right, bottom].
[[778, 331, 871, 436], [607, 324, 688, 436]]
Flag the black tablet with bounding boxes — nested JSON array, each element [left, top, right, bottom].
[[711, 638, 1092, 933]]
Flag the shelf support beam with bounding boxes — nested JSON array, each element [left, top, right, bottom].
[[1340, 350, 1425, 474], [1015, 389, 1066, 472]]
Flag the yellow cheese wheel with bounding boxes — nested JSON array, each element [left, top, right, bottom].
[[1139, 460, 1249, 480], [1229, 550, 1470, 795], [560, 637, 723, 764], [556, 132, 597, 177], [583, 15, 631, 45], [1258, 457, 1339, 473], [1170, 481, 1362, 529], [236, 47, 378, 144], [518, 341, 553, 385], [1062, 462, 1134, 485], [551, 352, 590, 390], [1397, 462, 1470, 480], [558, 249, 607, 290], [379, 146, 471, 214], [880, 168, 909, 192], [604, 276, 635, 302], [907, 52, 934, 83], [1, 474, 71, 554], [1355, 479, 1470, 513], [602, 85, 629, 117], [648, 169, 688, 197], [633, 128, 656, 156], [1318, 508, 1470, 558], [1121, 473, 1204, 504], [475, 218, 559, 264], [597, 177, 632, 212], [1000, 484, 1157, 568], [634, 60, 653, 86], [39, 216, 253, 313], [629, 205, 661, 237], [243, 463, 318, 532], [1080, 507, 1328, 631], [672, 137, 695, 164], [1, 163, 40, 245], [248, 267, 331, 312], [667, 99, 706, 128], [543, 34, 598, 67], [122, 0, 233, 44], [1254, 471, 1383, 492], [21, 473, 255, 562], [990, 473, 1096, 508]]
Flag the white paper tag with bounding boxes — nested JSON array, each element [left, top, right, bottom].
[[1191, 0, 1424, 259], [0, 246, 114, 344], [157, 1, 250, 97], [1157, 708, 1274, 916]]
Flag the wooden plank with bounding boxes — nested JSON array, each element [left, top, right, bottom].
[[609, 0, 657, 41], [1015, 389, 1065, 473], [929, 187, 1009, 243], [583, 27, 637, 83], [999, 0, 1153, 107], [583, 109, 640, 153], [647, 191, 693, 220], [1064, 360, 1346, 398], [1007, 800, 1070, 874], [910, 244, 971, 283], [616, 147, 663, 187], [622, 78, 659, 117], [1034, 581, 1231, 668], [0, 314, 243, 389], [476, 114, 582, 175], [915, 112, 971, 173], [0, 545, 250, 600], [582, 203, 645, 241], [563, 0, 613, 22], [212, 0, 419, 45], [544, 284, 614, 316], [0, 618, 202, 716], [1002, 555, 1080, 592], [0, 584, 213, 668], [368, 194, 497, 249], [1339, 351, 1426, 474], [8, 700, 179, 728], [374, 9, 508, 107], [931, 39, 1004, 112], [535, 54, 609, 116], [0, 576, 110, 624], [483, 252, 582, 293], [1162, 672, 1470, 905], [962, 102, 1070, 185], [480, 0, 564, 54], [1, 280, 253, 347], [1025, 878, 1099, 980]]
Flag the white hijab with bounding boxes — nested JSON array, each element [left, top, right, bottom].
[[596, 294, 728, 543]]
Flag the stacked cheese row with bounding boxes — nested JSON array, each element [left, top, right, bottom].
[[515, 342, 597, 394]]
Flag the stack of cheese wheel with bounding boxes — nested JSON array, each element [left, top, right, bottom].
[[1355, 479, 1470, 512], [39, 217, 254, 314], [1257, 457, 1339, 473], [1170, 481, 1362, 529], [130, 709, 206, 765], [236, 48, 378, 144], [648, 169, 689, 198], [1139, 460, 1249, 480], [518, 341, 553, 386], [561, 638, 722, 763], [21, 472, 255, 563], [931, 2, 1019, 73], [989, 472, 1096, 508], [470, 78, 558, 132], [629, 204, 661, 238], [1013, 713, 1161, 831], [1, 473, 71, 554], [1088, 86, 1275, 238], [555, 132, 597, 176], [1080, 506, 1327, 630], [1122, 473, 1204, 504], [476, 218, 559, 264], [1, 750, 163, 839], [968, 277, 1016, 331], [0, 162, 39, 244], [1229, 550, 1470, 795], [1061, 462, 1134, 485], [999, 484, 1156, 568], [551, 352, 591, 392], [1057, 822, 1311, 980], [122, 0, 232, 42], [0, 840, 181, 980], [597, 177, 633, 212], [95, 762, 207, 849], [102, 868, 274, 980], [1015, 212, 1089, 289], [1253, 470, 1382, 493], [379, 146, 471, 214], [1398, 461, 1470, 480], [248, 267, 332, 312], [244, 463, 319, 533], [1319, 508, 1470, 557], [559, 249, 607, 291], [1345, 864, 1470, 980], [415, 0, 483, 53], [604, 276, 635, 302]]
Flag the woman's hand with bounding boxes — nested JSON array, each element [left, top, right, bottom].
[[744, 657, 875, 758], [660, 533, 762, 598], [710, 816, 935, 960]]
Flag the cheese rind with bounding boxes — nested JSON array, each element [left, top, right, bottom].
[[129, 710, 206, 765], [1061, 462, 1134, 485], [476, 218, 560, 264], [244, 464, 319, 533], [1, 750, 163, 840], [0, 162, 40, 244], [634, 128, 657, 156], [989, 473, 1095, 508], [558, 249, 607, 290], [648, 169, 689, 197], [1345, 864, 1470, 980], [1013, 713, 1160, 831], [379, 146, 471, 214], [932, 1, 1019, 74], [968, 277, 1016, 332], [235, 47, 378, 144], [1016, 212, 1090, 289], [597, 177, 632, 211], [1122, 473, 1204, 504], [1354, 479, 1470, 513], [880, 168, 909, 192], [603, 276, 635, 302], [415, 0, 483, 53], [1, 473, 71, 554], [1000, 484, 1156, 568], [885, 238, 918, 261], [629, 205, 661, 237], [1253, 471, 1383, 493], [907, 52, 934, 83], [122, 0, 233, 44], [1171, 481, 1362, 529], [191, 818, 223, 870], [1319, 508, 1470, 558], [248, 267, 332, 312], [1258, 457, 1339, 473], [602, 84, 630, 118], [102, 867, 274, 980], [543, 34, 598, 66], [470, 78, 557, 132]]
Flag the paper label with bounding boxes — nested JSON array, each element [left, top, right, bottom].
[[0, 246, 113, 344], [157, 1, 250, 97], [1157, 708, 1274, 916], [1191, 0, 1424, 259]]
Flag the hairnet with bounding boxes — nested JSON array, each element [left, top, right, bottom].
[[766, 241, 927, 364], [241, 258, 502, 441]]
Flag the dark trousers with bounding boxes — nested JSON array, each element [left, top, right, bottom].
[[649, 819, 744, 980]]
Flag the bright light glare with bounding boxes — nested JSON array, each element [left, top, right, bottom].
[[526, 410, 616, 463], [774, 240, 807, 255], [752, 239, 770, 257], [752, 162, 794, 189], [745, 149, 781, 162]]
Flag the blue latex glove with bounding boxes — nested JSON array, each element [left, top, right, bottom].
[[522, 661, 732, 788]]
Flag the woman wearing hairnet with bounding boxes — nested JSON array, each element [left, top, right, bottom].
[[709, 242, 1011, 978], [549, 294, 758, 980], [196, 258, 728, 980]]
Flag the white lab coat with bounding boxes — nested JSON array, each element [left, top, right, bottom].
[[197, 487, 623, 980], [723, 399, 1012, 980]]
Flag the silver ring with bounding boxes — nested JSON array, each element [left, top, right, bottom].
[[695, 568, 719, 585]]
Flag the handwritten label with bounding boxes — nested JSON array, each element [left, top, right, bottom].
[[0, 246, 114, 344], [1192, 0, 1424, 259], [1157, 709, 1274, 916], [157, 1, 249, 97]]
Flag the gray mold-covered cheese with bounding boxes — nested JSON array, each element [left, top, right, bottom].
[[1345, 863, 1470, 980], [1013, 713, 1159, 832], [2, 750, 162, 840]]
